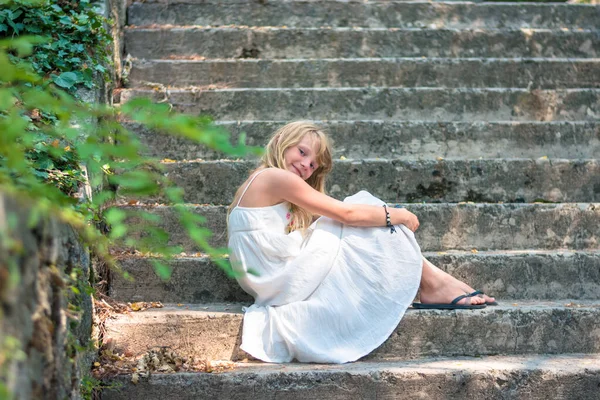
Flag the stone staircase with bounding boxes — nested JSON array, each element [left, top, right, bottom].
[[102, 0, 600, 398]]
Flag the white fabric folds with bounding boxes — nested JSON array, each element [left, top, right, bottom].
[[228, 191, 423, 363]]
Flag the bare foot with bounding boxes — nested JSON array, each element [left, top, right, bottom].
[[437, 275, 496, 304], [456, 282, 496, 304], [420, 257, 496, 305], [419, 278, 486, 306]]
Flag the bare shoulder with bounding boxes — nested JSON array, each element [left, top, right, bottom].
[[236, 168, 301, 207], [258, 167, 296, 180], [252, 167, 316, 200], [243, 167, 290, 185], [255, 167, 304, 188]]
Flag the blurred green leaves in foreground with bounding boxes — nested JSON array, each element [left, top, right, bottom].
[[0, 34, 261, 282]]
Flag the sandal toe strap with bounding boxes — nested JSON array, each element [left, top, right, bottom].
[[451, 293, 471, 305]]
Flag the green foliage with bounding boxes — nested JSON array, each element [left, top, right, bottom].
[[0, 383, 9, 400], [0, 335, 26, 400], [80, 375, 121, 400], [0, 212, 22, 313], [0, 32, 261, 284], [0, 0, 111, 91], [0, 0, 105, 202]]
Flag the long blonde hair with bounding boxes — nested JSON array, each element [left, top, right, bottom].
[[230, 121, 333, 233]]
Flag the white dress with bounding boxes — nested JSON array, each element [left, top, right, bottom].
[[228, 170, 423, 363]]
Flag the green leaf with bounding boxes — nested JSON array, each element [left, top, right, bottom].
[[52, 71, 78, 89], [104, 208, 126, 225], [151, 260, 172, 281], [36, 158, 54, 170], [109, 224, 127, 239], [90, 190, 115, 208], [135, 211, 161, 223], [165, 187, 184, 203], [0, 36, 47, 57], [10, 9, 23, 20], [0, 383, 10, 400], [0, 88, 15, 109], [27, 205, 42, 228], [110, 171, 160, 195]]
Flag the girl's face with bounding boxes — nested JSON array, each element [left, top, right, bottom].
[[282, 134, 321, 181]]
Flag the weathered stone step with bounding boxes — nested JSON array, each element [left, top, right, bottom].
[[156, 158, 600, 204], [131, 0, 575, 3], [102, 353, 600, 400], [127, 58, 600, 89], [111, 250, 600, 303], [124, 27, 599, 59], [128, 120, 600, 161], [122, 203, 600, 251], [128, 1, 600, 30], [118, 87, 600, 121], [103, 301, 600, 363]]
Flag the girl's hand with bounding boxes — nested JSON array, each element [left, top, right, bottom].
[[397, 209, 420, 232]]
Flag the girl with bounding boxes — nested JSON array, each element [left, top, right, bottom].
[[228, 121, 496, 364]]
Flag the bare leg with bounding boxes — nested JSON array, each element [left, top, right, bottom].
[[418, 257, 495, 305]]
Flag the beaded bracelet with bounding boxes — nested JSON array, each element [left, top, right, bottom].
[[382, 204, 397, 234]]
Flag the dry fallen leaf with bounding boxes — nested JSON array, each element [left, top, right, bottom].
[[128, 301, 163, 312], [94, 346, 236, 380]]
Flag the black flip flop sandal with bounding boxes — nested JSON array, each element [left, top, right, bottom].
[[412, 293, 487, 310]]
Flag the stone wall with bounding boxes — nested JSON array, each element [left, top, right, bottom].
[[0, 193, 93, 399]]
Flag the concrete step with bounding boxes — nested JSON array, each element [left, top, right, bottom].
[[128, 1, 600, 30], [102, 301, 600, 362], [123, 27, 599, 59], [153, 158, 600, 204], [118, 87, 600, 121], [127, 57, 600, 89], [111, 250, 600, 303], [121, 203, 600, 251], [102, 353, 600, 400], [128, 120, 600, 161]]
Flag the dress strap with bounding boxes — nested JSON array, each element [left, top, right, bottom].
[[236, 168, 270, 207]]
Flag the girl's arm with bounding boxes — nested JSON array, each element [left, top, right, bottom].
[[263, 169, 420, 231]]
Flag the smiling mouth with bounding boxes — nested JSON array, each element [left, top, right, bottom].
[[293, 165, 302, 178]]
